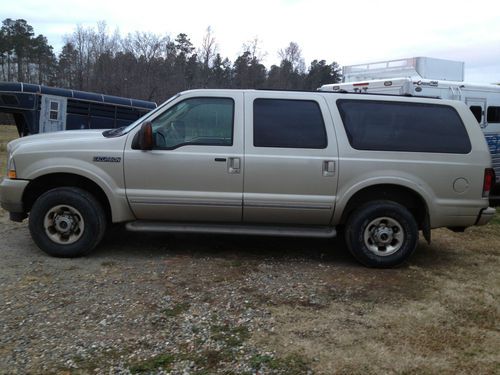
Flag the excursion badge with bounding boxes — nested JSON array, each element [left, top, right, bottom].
[[93, 156, 122, 163]]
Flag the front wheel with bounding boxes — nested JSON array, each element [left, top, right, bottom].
[[29, 187, 107, 257], [345, 200, 418, 268]]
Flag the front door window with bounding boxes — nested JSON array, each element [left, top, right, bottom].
[[151, 97, 234, 149]]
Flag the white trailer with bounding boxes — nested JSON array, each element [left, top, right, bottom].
[[319, 57, 500, 191]]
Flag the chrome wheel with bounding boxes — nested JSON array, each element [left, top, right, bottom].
[[363, 216, 404, 256], [43, 205, 84, 245]]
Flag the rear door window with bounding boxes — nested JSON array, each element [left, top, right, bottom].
[[253, 99, 327, 149]]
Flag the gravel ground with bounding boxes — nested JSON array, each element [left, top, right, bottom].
[[0, 218, 344, 375], [0, 213, 499, 374]]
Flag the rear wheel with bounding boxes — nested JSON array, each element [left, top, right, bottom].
[[29, 187, 106, 257], [345, 200, 418, 267]]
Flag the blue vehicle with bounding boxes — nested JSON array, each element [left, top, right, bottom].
[[0, 82, 157, 136]]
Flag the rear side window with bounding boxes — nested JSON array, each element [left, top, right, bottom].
[[253, 99, 327, 149], [337, 100, 471, 154]]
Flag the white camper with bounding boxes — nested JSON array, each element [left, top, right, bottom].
[[319, 57, 500, 188]]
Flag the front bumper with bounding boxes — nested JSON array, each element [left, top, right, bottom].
[[475, 207, 497, 226], [0, 178, 29, 214]]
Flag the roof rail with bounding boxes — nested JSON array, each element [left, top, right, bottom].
[[255, 87, 441, 99]]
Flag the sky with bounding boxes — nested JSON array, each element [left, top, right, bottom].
[[3, 0, 500, 83]]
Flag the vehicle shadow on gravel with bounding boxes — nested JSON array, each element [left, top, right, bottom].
[[97, 224, 356, 264], [96, 224, 450, 270]]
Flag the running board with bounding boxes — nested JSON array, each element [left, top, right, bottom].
[[125, 221, 337, 238]]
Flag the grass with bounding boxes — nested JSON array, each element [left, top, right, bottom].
[[129, 350, 235, 374], [250, 226, 500, 374], [129, 353, 175, 374], [490, 208, 500, 225], [128, 324, 251, 374], [128, 323, 258, 373], [250, 353, 311, 373], [211, 324, 250, 347], [162, 302, 190, 317]]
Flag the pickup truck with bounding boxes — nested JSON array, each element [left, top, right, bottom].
[[1, 89, 496, 267]]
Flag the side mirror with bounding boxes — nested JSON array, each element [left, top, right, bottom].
[[134, 122, 153, 150]]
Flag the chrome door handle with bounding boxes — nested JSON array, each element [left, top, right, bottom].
[[323, 160, 335, 177], [228, 157, 241, 174]]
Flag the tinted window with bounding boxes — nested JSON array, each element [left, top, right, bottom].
[[253, 99, 327, 149], [151, 97, 234, 149], [337, 100, 471, 154], [487, 106, 500, 123]]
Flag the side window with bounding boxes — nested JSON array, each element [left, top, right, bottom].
[[151, 97, 234, 149], [337, 100, 471, 154], [253, 99, 327, 149], [469, 106, 482, 123], [49, 101, 60, 120], [487, 106, 500, 123]]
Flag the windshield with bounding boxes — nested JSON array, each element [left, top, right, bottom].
[[103, 93, 181, 137]]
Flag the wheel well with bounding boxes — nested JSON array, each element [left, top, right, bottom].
[[23, 173, 112, 222], [340, 184, 428, 229]]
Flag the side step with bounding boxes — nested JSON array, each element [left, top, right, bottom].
[[126, 221, 337, 238]]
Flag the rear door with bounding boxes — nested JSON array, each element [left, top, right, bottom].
[[243, 92, 339, 225]]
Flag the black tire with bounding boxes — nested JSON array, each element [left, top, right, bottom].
[[29, 187, 107, 257], [345, 200, 418, 268]]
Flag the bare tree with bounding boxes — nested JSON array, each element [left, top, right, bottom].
[[242, 36, 266, 61], [64, 24, 93, 89], [121, 31, 170, 100], [278, 41, 305, 73], [122, 31, 168, 62], [90, 21, 120, 58], [199, 26, 217, 69]]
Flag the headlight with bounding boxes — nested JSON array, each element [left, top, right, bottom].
[[6, 154, 16, 179]]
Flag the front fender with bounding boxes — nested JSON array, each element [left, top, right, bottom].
[[21, 158, 134, 222]]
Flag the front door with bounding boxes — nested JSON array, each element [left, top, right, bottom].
[[242, 91, 339, 225], [124, 92, 244, 222]]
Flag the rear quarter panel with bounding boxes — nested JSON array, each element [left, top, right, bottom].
[[325, 95, 491, 228]]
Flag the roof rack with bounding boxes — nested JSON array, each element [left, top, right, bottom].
[[255, 87, 441, 99]]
